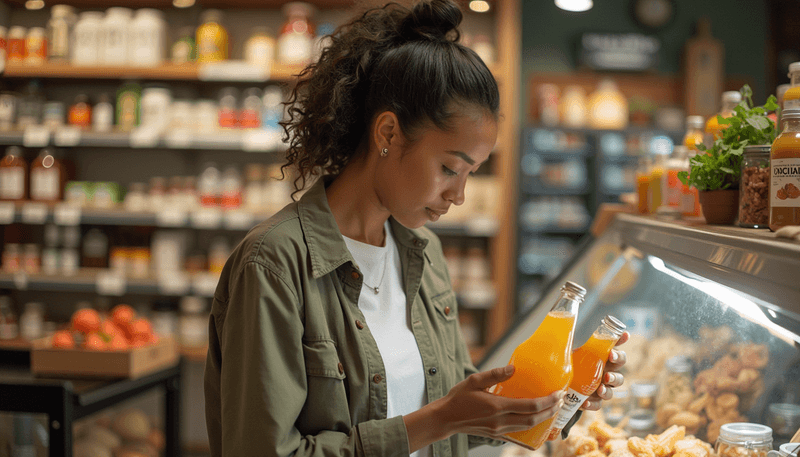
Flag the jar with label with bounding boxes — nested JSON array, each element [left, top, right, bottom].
[[261, 86, 284, 133], [20, 302, 44, 341], [82, 228, 109, 269], [196, 9, 228, 63], [0, 92, 17, 131], [23, 244, 40, 274], [277, 2, 315, 66], [151, 300, 177, 339], [116, 82, 141, 131], [140, 85, 172, 129], [25, 27, 46, 66], [128, 9, 165, 67], [30, 148, 64, 202], [68, 94, 92, 129], [630, 381, 659, 411], [0, 296, 19, 340], [220, 166, 243, 209], [198, 162, 221, 207], [47, 4, 75, 63], [767, 404, 800, 446], [0, 146, 28, 202], [740, 145, 771, 228], [171, 27, 196, 64], [240, 88, 262, 129], [72, 12, 103, 66], [43, 101, 66, 129], [129, 248, 150, 278], [218, 87, 238, 129], [93, 94, 114, 132], [715, 423, 773, 457], [101, 7, 133, 65], [8, 26, 26, 64], [124, 182, 147, 212], [196, 100, 218, 132], [16, 80, 44, 129], [208, 237, 230, 275], [2, 243, 22, 273], [245, 27, 274, 70], [179, 296, 208, 348], [770, 108, 800, 230]]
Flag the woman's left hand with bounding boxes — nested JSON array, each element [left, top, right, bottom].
[[581, 331, 630, 411]]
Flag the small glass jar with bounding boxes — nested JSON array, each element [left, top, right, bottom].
[[658, 355, 693, 406], [20, 302, 44, 341], [626, 409, 657, 438], [603, 385, 630, 427], [769, 443, 800, 457], [0, 295, 19, 340], [767, 403, 800, 444], [630, 381, 659, 411], [715, 423, 773, 457], [739, 145, 771, 228], [179, 296, 208, 348]]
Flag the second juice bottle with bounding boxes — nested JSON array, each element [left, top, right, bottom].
[[491, 281, 586, 450]]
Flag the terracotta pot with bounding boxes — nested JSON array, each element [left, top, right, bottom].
[[698, 189, 740, 225]]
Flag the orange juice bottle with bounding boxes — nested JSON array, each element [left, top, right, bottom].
[[781, 62, 800, 111], [769, 108, 800, 231], [665, 146, 687, 210], [492, 281, 585, 450], [547, 315, 627, 440], [648, 154, 666, 212], [706, 91, 741, 141], [636, 156, 652, 214], [683, 115, 706, 151]]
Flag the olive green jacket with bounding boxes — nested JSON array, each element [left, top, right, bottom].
[[204, 178, 503, 457]]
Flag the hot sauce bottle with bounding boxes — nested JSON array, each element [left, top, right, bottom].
[[68, 94, 92, 130], [0, 146, 28, 202], [770, 108, 800, 230]]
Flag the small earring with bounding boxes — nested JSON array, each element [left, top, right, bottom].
[[380, 148, 389, 157]]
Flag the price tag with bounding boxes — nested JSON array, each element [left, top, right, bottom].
[[223, 210, 254, 230], [0, 202, 15, 224], [242, 130, 273, 152], [21, 202, 48, 225], [157, 271, 190, 296], [192, 272, 220, 297], [96, 271, 126, 296], [53, 203, 82, 226], [22, 126, 50, 148], [156, 209, 188, 227], [164, 129, 193, 149], [191, 207, 222, 229], [54, 126, 82, 147], [13, 273, 28, 291], [198, 62, 270, 82], [129, 126, 161, 148]]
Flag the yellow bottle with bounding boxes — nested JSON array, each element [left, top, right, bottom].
[[648, 154, 666, 212], [196, 9, 228, 63], [706, 91, 741, 141], [783, 62, 800, 111], [683, 116, 706, 151]]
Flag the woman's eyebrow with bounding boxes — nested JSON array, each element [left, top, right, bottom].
[[446, 150, 475, 165]]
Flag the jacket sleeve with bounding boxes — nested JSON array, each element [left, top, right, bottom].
[[205, 261, 411, 457]]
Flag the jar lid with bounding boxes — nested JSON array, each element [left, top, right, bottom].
[[723, 91, 742, 103], [562, 281, 587, 298], [79, 11, 104, 21], [769, 403, 800, 419], [9, 26, 27, 36], [789, 61, 800, 76], [106, 7, 133, 17], [602, 315, 627, 336], [686, 115, 705, 129], [665, 355, 692, 374], [783, 108, 800, 120], [718, 423, 773, 446], [51, 5, 76, 18], [135, 8, 164, 20], [627, 410, 656, 431], [743, 145, 771, 155], [630, 381, 659, 397], [779, 443, 800, 457]]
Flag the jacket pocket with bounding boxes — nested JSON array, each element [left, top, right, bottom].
[[299, 339, 349, 435], [302, 339, 346, 380], [431, 291, 458, 361]]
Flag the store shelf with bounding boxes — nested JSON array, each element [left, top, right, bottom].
[[5, 0, 356, 8], [426, 217, 499, 237], [520, 225, 589, 235], [3, 61, 307, 82], [180, 345, 208, 362], [0, 269, 221, 297], [521, 185, 592, 196]]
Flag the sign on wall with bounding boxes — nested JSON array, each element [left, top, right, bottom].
[[580, 33, 661, 71]]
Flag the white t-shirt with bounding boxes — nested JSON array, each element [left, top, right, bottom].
[[343, 221, 430, 457]]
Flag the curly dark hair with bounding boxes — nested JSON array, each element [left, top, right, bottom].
[[280, 0, 500, 195]]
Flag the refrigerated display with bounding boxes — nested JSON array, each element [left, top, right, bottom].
[[471, 214, 800, 457]]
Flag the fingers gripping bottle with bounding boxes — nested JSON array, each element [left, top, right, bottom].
[[492, 281, 586, 450], [547, 315, 627, 440]]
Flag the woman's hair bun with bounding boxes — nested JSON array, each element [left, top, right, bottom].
[[400, 0, 463, 42]]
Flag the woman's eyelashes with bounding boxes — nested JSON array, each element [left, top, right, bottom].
[[442, 165, 458, 176]]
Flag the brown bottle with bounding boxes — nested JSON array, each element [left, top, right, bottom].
[[30, 147, 64, 202], [0, 146, 28, 202]]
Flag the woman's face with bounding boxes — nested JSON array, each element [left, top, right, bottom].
[[375, 111, 498, 229]]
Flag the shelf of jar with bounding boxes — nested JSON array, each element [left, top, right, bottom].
[[5, 0, 357, 8], [2, 61, 309, 83]]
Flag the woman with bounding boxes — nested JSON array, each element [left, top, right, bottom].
[[204, 1, 628, 456]]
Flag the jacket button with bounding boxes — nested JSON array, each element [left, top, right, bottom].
[[355, 320, 364, 329], [429, 367, 437, 375], [444, 306, 451, 316], [414, 239, 424, 247], [373, 374, 383, 383], [350, 270, 360, 280], [338, 362, 344, 374]]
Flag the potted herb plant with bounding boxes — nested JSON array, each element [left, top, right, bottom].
[[678, 85, 779, 224]]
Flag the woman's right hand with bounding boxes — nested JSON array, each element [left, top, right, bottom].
[[434, 364, 565, 440]]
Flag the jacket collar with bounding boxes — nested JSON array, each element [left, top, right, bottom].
[[298, 177, 430, 279]]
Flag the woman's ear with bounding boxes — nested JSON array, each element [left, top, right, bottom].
[[373, 111, 401, 150]]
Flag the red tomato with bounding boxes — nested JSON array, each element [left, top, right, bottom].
[[71, 309, 101, 334]]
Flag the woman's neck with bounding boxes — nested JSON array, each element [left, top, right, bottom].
[[326, 156, 389, 246]]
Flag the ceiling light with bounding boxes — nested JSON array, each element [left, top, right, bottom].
[[469, 1, 490, 13], [173, 0, 195, 7], [25, 0, 45, 10], [555, 0, 593, 12]]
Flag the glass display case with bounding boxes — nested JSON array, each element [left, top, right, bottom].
[[471, 214, 800, 457]]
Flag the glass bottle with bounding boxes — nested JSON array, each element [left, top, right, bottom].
[[68, 94, 92, 129], [20, 302, 44, 341], [245, 27, 274, 71], [739, 146, 771, 228], [636, 155, 652, 214], [220, 166, 243, 209], [179, 296, 208, 348], [277, 2, 316, 66], [82, 228, 109, 269], [100, 7, 133, 66], [767, 404, 800, 447], [769, 108, 800, 231], [8, 26, 26, 64], [217, 87, 239, 129], [492, 281, 585, 450], [72, 11, 103, 66], [0, 146, 28, 202], [198, 162, 221, 208], [2, 243, 21, 273], [683, 115, 706, 151], [648, 153, 666, 213], [715, 423, 773, 457], [706, 91, 742, 142], [196, 9, 228, 63], [783, 62, 800, 110], [0, 295, 19, 340], [24, 27, 47, 66], [244, 163, 264, 211], [208, 237, 230, 275], [47, 4, 76, 63], [665, 146, 687, 211], [171, 26, 196, 64], [116, 82, 141, 132], [548, 315, 626, 440], [240, 87, 262, 129], [30, 147, 64, 202], [93, 93, 114, 133], [16, 80, 44, 129]]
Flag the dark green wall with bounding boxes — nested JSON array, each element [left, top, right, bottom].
[[522, 0, 769, 106]]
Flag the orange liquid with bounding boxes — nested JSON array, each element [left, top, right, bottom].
[[666, 169, 681, 207], [649, 166, 664, 211], [769, 132, 800, 230], [493, 311, 576, 450], [783, 87, 800, 109], [547, 333, 618, 440], [683, 131, 705, 151], [636, 174, 649, 214], [706, 111, 733, 141]]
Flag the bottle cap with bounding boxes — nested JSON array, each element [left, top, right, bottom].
[[686, 115, 705, 129], [782, 108, 800, 120], [722, 91, 742, 104], [602, 315, 626, 336], [51, 5, 76, 18], [201, 9, 224, 24], [106, 7, 133, 18], [788, 61, 800, 76], [718, 423, 773, 446], [562, 281, 586, 298]]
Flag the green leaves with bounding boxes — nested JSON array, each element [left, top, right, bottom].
[[682, 85, 778, 192]]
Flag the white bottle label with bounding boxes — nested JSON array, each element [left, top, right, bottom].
[[551, 388, 590, 430], [784, 99, 800, 110], [771, 158, 800, 207], [0, 168, 25, 200], [30, 168, 59, 201], [277, 33, 312, 65]]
